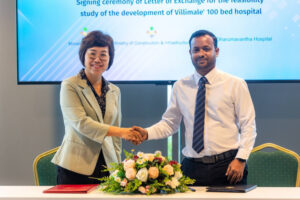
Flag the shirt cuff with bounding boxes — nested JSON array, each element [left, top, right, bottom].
[[146, 127, 159, 140], [236, 148, 251, 160]]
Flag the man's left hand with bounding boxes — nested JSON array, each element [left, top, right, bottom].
[[225, 159, 246, 184]]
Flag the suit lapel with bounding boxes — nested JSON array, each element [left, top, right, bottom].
[[77, 75, 104, 123], [104, 84, 115, 123]]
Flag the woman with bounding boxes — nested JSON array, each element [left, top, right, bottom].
[[52, 30, 142, 184]]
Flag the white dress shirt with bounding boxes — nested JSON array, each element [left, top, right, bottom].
[[147, 67, 257, 160]]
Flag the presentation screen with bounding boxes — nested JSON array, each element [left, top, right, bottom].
[[17, 0, 300, 83]]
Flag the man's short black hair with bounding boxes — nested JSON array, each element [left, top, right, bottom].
[[189, 30, 218, 49]]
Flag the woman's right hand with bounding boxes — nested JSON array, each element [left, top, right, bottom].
[[107, 127, 143, 145], [120, 128, 143, 145]]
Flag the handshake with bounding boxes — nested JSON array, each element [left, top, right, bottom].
[[121, 126, 148, 145]]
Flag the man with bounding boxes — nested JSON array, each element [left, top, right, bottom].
[[134, 30, 257, 186]]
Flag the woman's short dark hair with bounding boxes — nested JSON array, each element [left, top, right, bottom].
[[79, 30, 115, 70], [189, 30, 218, 49]]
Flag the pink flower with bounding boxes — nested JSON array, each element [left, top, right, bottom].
[[125, 168, 136, 180], [123, 159, 135, 171], [120, 178, 128, 187], [145, 185, 157, 193], [148, 167, 159, 179], [163, 164, 174, 176], [138, 186, 146, 194]]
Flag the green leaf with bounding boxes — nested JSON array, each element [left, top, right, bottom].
[[124, 179, 142, 193], [124, 150, 134, 159]]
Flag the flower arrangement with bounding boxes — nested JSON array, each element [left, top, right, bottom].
[[97, 150, 195, 195]]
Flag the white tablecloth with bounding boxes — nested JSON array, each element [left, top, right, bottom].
[[0, 186, 300, 200]]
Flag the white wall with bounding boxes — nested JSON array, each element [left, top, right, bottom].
[[0, 0, 63, 185]]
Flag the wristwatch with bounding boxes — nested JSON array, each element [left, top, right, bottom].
[[237, 158, 246, 163]]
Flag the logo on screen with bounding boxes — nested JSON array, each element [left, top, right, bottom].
[[147, 26, 157, 37], [81, 27, 88, 36]]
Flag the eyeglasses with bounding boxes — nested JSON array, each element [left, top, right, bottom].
[[87, 52, 109, 61]]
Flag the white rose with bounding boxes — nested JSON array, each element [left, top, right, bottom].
[[123, 159, 135, 171], [174, 171, 183, 180], [136, 167, 148, 182]]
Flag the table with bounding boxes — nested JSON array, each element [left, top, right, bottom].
[[0, 186, 300, 200]]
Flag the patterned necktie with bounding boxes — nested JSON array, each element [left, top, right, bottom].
[[192, 76, 208, 153]]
